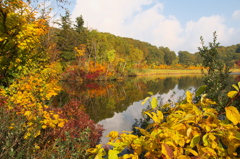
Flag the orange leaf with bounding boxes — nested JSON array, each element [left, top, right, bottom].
[[162, 143, 173, 159]]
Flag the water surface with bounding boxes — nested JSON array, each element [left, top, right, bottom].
[[56, 74, 240, 144]]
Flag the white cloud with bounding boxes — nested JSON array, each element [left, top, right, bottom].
[[72, 1, 240, 53], [232, 10, 240, 21], [182, 15, 240, 52]]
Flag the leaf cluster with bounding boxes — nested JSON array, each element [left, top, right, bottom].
[[88, 86, 240, 159]]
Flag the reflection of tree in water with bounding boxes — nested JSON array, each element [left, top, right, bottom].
[[52, 80, 149, 122], [162, 77, 178, 93], [144, 78, 164, 95], [178, 76, 203, 90], [53, 75, 239, 122]]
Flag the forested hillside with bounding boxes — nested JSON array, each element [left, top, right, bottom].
[[53, 11, 240, 79]]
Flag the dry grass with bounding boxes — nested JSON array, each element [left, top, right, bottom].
[[131, 69, 202, 76], [131, 68, 240, 76]]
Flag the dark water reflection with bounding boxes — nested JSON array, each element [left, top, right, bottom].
[[54, 74, 240, 143]]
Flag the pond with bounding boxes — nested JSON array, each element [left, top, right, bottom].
[[54, 73, 240, 144]]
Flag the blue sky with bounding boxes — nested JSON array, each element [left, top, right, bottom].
[[65, 0, 240, 53], [162, 0, 240, 27]]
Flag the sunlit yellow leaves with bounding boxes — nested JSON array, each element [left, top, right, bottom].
[[108, 150, 119, 159], [227, 91, 238, 98], [151, 97, 158, 109], [200, 94, 217, 106], [107, 131, 119, 141], [177, 155, 191, 159], [0, 0, 50, 82], [88, 89, 240, 159], [134, 127, 150, 136], [86, 144, 106, 159], [1, 62, 65, 141], [121, 154, 137, 159], [74, 44, 86, 57], [141, 97, 150, 105], [185, 148, 198, 156], [162, 143, 173, 159], [186, 90, 193, 103], [201, 147, 217, 157], [24, 132, 31, 139], [131, 143, 142, 156], [145, 110, 163, 124], [24, 111, 31, 117], [225, 106, 240, 125]]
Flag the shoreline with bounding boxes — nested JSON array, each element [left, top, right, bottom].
[[129, 68, 240, 77]]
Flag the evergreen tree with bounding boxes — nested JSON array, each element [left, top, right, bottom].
[[198, 32, 230, 110]]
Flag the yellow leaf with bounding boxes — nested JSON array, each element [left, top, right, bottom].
[[227, 91, 238, 98], [202, 134, 210, 146], [107, 131, 119, 140], [225, 106, 240, 125], [141, 97, 150, 105], [151, 97, 158, 109], [145, 111, 163, 123], [58, 121, 65, 128], [24, 111, 31, 116], [232, 84, 239, 91], [162, 143, 173, 159], [108, 150, 119, 159], [185, 148, 198, 156], [122, 154, 134, 159], [186, 127, 192, 137], [135, 127, 150, 136], [177, 155, 191, 159], [201, 147, 217, 156], [186, 90, 192, 103], [172, 123, 186, 131]]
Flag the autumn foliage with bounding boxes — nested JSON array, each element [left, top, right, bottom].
[[88, 86, 240, 158], [0, 0, 103, 158]]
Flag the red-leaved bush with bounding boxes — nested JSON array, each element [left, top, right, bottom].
[[50, 99, 104, 147]]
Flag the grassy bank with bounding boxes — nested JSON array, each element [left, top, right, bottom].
[[130, 69, 202, 76], [129, 68, 240, 76]]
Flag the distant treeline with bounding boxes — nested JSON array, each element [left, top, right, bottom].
[[53, 11, 240, 69]]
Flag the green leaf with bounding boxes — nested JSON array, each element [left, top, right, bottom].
[[232, 84, 239, 91], [227, 91, 238, 98], [195, 85, 206, 96], [190, 134, 200, 148], [151, 97, 158, 109], [238, 82, 240, 88]]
